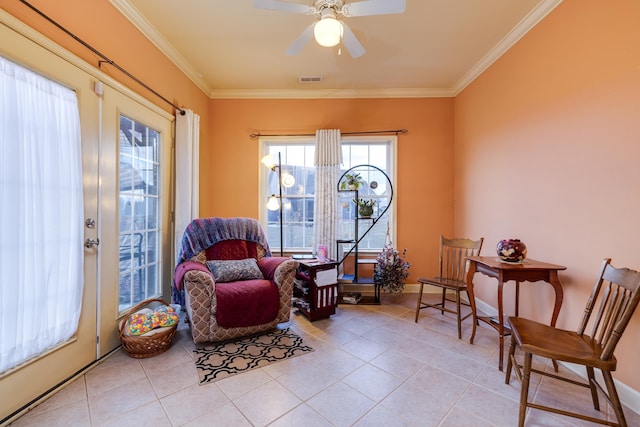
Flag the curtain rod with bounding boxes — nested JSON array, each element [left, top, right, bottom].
[[250, 129, 408, 139], [19, 0, 186, 116]]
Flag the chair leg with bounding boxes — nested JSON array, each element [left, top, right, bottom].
[[455, 289, 462, 339], [602, 370, 627, 427], [415, 282, 424, 322], [518, 352, 532, 427], [440, 287, 446, 315], [505, 336, 516, 384], [586, 366, 600, 411]]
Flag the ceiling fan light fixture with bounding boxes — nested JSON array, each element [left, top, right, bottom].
[[314, 14, 343, 47]]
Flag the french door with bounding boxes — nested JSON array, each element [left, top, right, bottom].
[[0, 17, 100, 419], [98, 87, 173, 356], [0, 12, 173, 419]]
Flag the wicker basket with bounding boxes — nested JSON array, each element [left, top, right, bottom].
[[119, 298, 178, 358]]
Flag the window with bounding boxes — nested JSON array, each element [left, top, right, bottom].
[[118, 115, 161, 310], [260, 136, 396, 253]]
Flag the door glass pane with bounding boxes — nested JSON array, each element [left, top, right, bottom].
[[0, 55, 84, 372], [118, 115, 161, 311]]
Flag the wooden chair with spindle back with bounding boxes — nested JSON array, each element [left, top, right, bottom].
[[415, 236, 484, 339], [505, 258, 640, 427]]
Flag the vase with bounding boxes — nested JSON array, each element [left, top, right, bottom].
[[497, 239, 527, 263]]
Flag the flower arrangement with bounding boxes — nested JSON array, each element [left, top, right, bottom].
[[374, 244, 410, 294]]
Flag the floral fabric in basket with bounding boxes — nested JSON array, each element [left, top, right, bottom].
[[127, 305, 179, 335]]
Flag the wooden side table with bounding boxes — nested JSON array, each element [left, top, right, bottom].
[[465, 256, 566, 371], [294, 260, 338, 321]]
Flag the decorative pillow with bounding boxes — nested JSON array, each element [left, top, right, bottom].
[[206, 258, 264, 283]]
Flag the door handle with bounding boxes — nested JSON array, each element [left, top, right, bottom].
[[84, 238, 100, 249]]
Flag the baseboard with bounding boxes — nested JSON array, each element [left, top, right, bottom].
[[1, 347, 121, 426], [338, 283, 422, 295], [412, 287, 640, 416], [403, 283, 422, 294], [561, 363, 640, 416]]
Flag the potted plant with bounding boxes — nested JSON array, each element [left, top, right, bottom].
[[374, 245, 410, 294], [353, 198, 376, 218], [340, 172, 365, 190]]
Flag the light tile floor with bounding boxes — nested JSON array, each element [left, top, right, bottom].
[[9, 294, 640, 426]]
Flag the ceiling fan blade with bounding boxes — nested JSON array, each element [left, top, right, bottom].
[[253, 0, 315, 15], [341, 22, 366, 58], [286, 22, 315, 55], [342, 0, 406, 17]]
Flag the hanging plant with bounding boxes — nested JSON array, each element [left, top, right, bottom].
[[374, 244, 410, 294]]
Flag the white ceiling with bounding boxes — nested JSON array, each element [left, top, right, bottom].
[[111, 0, 562, 99]]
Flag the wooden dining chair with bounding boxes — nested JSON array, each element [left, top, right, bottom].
[[505, 258, 640, 427], [415, 236, 484, 339]]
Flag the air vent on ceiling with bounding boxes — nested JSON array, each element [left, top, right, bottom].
[[299, 75, 323, 83]]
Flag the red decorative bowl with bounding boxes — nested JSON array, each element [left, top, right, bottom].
[[497, 239, 527, 263]]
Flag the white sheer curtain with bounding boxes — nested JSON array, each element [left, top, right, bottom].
[[173, 109, 200, 265], [313, 129, 342, 260], [0, 56, 83, 372]]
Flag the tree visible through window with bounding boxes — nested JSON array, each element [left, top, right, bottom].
[[260, 136, 395, 253]]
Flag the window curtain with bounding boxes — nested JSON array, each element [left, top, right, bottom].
[[0, 56, 83, 372], [173, 110, 200, 268], [313, 129, 342, 260]]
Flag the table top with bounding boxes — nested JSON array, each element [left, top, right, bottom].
[[466, 256, 567, 271], [297, 259, 337, 268]]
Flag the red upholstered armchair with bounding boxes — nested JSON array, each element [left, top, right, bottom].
[[173, 217, 298, 343]]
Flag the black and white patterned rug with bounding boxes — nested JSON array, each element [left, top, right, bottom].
[[193, 328, 314, 384]]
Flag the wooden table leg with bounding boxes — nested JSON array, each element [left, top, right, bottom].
[[515, 281, 520, 316], [548, 271, 564, 327], [548, 271, 564, 372], [466, 261, 479, 345], [497, 279, 505, 371]]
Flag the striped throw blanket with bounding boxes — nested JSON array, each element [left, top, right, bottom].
[[177, 217, 271, 264]]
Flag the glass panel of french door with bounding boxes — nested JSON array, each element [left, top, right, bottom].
[[98, 86, 173, 356], [118, 115, 161, 310]]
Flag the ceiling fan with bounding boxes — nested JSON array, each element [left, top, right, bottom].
[[253, 0, 406, 58]]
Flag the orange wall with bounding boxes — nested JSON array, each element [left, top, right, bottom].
[[455, 0, 640, 390], [205, 98, 455, 282], [1, 0, 453, 331], [1, 0, 210, 125]]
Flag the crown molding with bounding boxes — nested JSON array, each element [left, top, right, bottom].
[[451, 0, 563, 95], [111, 0, 562, 100], [210, 87, 454, 99], [109, 0, 212, 96]]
